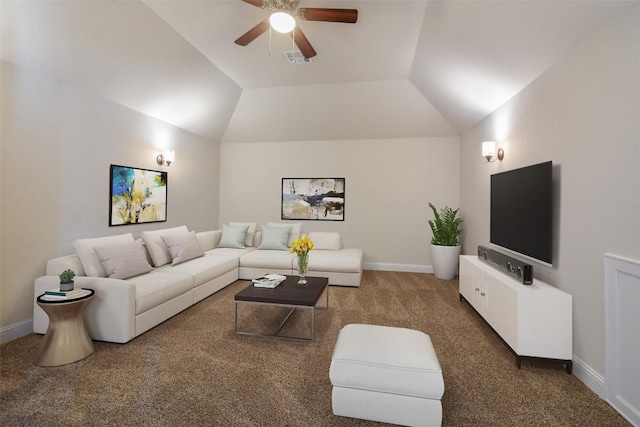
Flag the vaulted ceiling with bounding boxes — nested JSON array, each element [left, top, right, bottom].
[[2, 0, 637, 142]]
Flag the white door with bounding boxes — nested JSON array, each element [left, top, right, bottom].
[[605, 254, 640, 426]]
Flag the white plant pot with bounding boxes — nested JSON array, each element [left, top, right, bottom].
[[430, 244, 461, 280]]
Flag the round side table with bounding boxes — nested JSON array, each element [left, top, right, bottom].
[[34, 289, 95, 367]]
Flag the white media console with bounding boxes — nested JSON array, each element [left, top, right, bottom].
[[459, 255, 573, 373]]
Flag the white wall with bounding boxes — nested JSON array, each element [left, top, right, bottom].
[[0, 62, 220, 338], [459, 5, 640, 392], [219, 137, 460, 268]]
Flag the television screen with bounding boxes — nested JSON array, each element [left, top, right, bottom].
[[490, 161, 553, 264]]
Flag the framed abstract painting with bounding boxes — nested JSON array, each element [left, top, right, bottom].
[[109, 164, 167, 226], [281, 178, 345, 221]]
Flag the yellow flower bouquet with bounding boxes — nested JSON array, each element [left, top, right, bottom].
[[290, 236, 314, 255], [290, 236, 314, 284]]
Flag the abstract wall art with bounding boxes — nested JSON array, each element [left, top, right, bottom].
[[109, 164, 167, 226], [282, 178, 345, 221]]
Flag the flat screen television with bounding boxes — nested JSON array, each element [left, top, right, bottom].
[[490, 161, 553, 265]]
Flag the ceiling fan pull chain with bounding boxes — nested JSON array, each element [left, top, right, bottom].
[[268, 25, 272, 56]]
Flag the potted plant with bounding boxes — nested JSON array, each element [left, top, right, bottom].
[[428, 202, 463, 280], [59, 269, 76, 292]]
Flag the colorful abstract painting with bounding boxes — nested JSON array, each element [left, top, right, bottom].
[[282, 178, 345, 221], [109, 165, 167, 226]]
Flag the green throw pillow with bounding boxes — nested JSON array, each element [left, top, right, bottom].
[[258, 226, 292, 250], [217, 224, 250, 249]]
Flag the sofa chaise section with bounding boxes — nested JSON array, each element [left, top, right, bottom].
[[307, 248, 363, 288], [238, 231, 363, 287], [305, 232, 363, 287]]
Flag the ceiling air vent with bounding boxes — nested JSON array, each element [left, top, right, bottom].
[[284, 51, 312, 64]]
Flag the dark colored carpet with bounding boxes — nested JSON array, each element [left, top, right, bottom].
[[0, 271, 629, 426]]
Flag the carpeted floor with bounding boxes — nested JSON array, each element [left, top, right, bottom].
[[0, 270, 629, 426]]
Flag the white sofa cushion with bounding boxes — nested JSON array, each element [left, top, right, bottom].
[[74, 233, 135, 277], [229, 222, 257, 247], [239, 250, 296, 269], [217, 224, 249, 249], [308, 248, 363, 273], [258, 225, 291, 250], [161, 231, 204, 265], [206, 247, 254, 257], [267, 222, 302, 247], [141, 226, 189, 267], [330, 324, 444, 400], [93, 239, 153, 279], [130, 272, 194, 315], [308, 232, 342, 250], [159, 254, 238, 287], [196, 230, 222, 251]]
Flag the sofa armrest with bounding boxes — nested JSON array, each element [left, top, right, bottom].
[[46, 254, 86, 276], [196, 230, 222, 251], [34, 275, 137, 344]]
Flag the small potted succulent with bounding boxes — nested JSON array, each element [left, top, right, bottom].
[[59, 269, 76, 292]]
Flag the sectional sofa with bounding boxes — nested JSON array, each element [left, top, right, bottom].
[[33, 223, 363, 344]]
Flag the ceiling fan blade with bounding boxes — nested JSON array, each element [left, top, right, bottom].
[[234, 20, 269, 46], [241, 0, 265, 7], [297, 8, 358, 24], [291, 27, 317, 58]]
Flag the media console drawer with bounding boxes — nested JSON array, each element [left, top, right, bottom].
[[459, 255, 573, 373]]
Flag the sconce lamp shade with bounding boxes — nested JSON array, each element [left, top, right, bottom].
[[270, 12, 296, 33], [482, 141, 497, 157], [482, 141, 504, 162]]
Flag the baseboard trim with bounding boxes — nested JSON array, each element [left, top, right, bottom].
[[363, 262, 433, 273], [1, 318, 33, 344], [572, 354, 605, 399]]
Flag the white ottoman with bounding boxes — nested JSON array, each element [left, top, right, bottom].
[[329, 324, 444, 427]]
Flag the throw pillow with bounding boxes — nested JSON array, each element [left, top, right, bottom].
[[217, 224, 249, 249], [93, 239, 153, 280], [161, 231, 205, 265], [258, 225, 292, 250], [141, 226, 189, 267], [74, 233, 135, 277], [267, 222, 302, 247], [229, 222, 257, 247], [195, 230, 221, 252]]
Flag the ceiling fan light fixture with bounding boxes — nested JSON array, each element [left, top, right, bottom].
[[270, 11, 296, 33]]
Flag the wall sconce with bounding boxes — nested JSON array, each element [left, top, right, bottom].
[[482, 141, 504, 162], [156, 150, 175, 167]]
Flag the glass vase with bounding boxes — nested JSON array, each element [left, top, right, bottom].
[[297, 253, 309, 285]]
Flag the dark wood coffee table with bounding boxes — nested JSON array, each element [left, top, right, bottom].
[[234, 275, 329, 342]]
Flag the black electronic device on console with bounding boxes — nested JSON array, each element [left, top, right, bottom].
[[490, 161, 553, 265], [477, 245, 533, 285]]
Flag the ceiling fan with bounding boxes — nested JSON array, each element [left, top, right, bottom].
[[234, 0, 358, 59]]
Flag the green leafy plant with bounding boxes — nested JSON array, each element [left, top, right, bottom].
[[59, 269, 76, 284], [428, 202, 463, 246]]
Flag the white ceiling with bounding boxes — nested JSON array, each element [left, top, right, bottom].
[[146, 0, 427, 89], [2, 0, 637, 142]]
